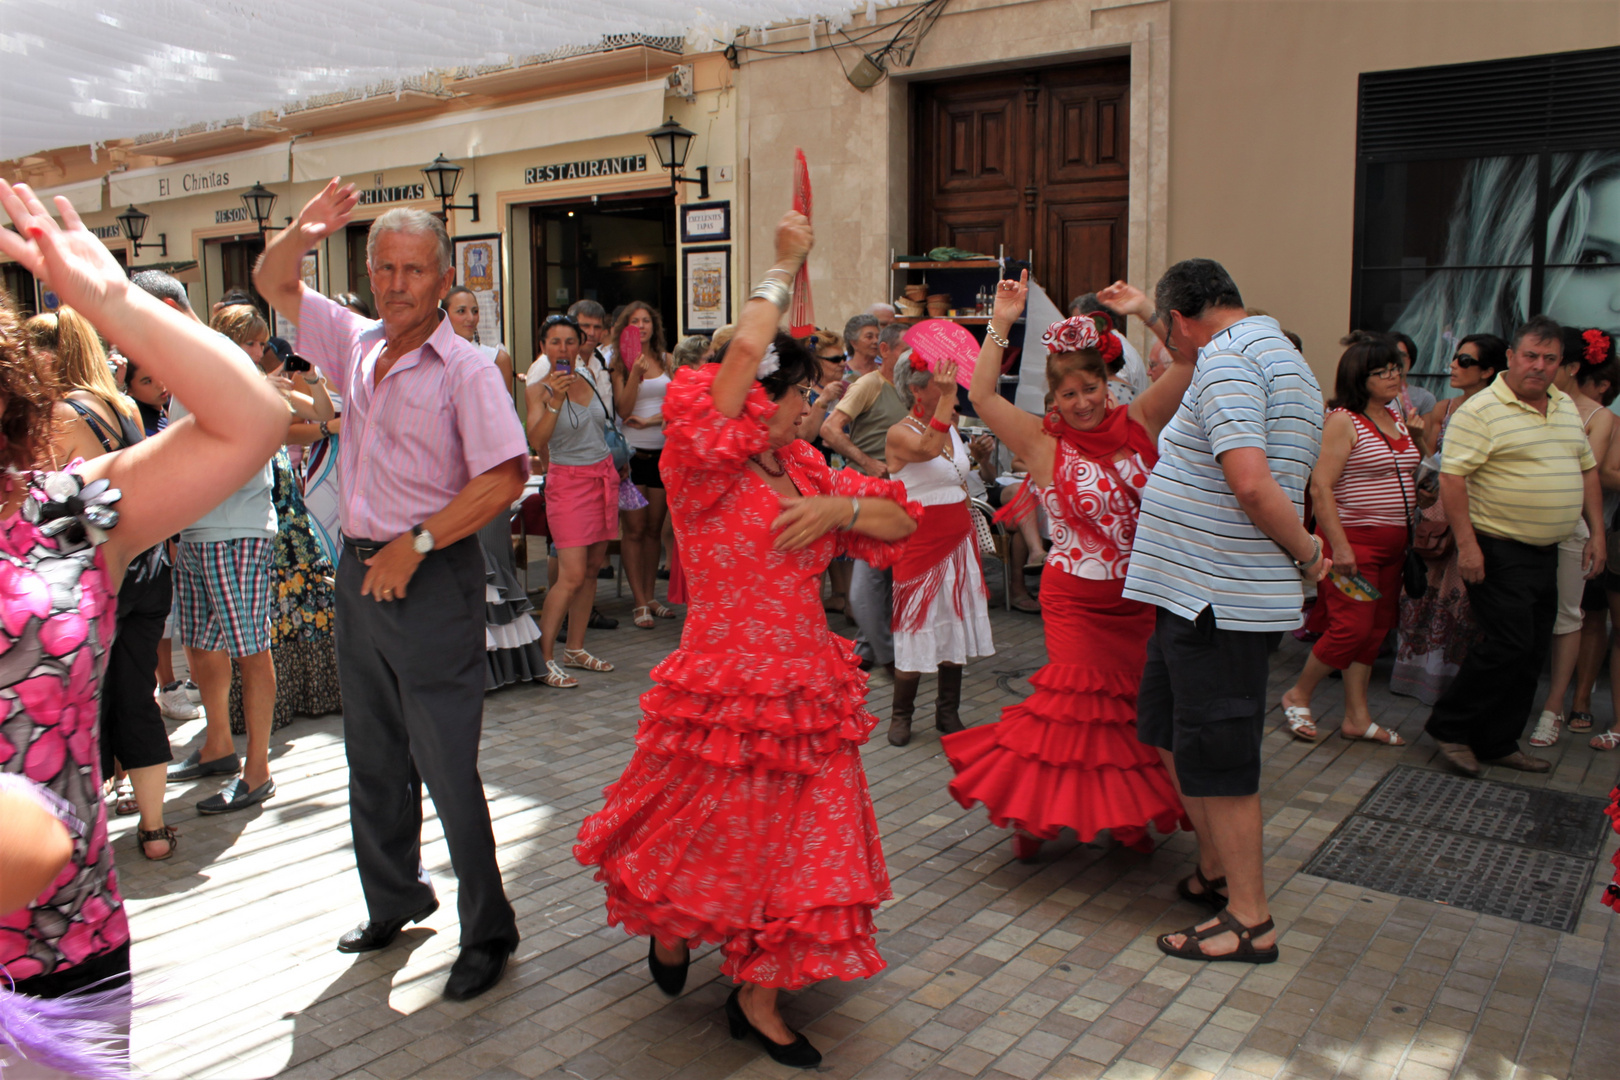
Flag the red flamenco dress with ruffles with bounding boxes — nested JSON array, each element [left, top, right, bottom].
[[942, 408, 1189, 853], [575, 366, 922, 989]]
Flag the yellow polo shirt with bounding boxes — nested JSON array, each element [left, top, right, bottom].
[[1441, 379, 1595, 546]]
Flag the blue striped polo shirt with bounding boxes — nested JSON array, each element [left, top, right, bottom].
[[1123, 316, 1323, 631]]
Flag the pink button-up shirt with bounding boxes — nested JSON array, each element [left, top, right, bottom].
[[296, 290, 528, 541]]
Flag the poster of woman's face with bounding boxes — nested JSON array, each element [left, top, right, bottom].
[[1366, 150, 1620, 378]]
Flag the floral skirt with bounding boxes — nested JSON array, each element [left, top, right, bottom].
[[574, 638, 890, 989]]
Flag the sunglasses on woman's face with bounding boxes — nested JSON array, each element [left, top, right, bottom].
[[1452, 354, 1483, 369]]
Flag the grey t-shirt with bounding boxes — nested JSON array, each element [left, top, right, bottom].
[[547, 391, 611, 467], [168, 344, 277, 543]]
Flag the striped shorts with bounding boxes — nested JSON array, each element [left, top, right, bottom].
[[175, 538, 276, 657]]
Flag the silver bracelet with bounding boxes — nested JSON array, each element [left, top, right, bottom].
[[842, 496, 861, 531], [985, 324, 1011, 349], [749, 277, 792, 311]]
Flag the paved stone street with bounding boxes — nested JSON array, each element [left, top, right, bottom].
[[120, 570, 1620, 1080]]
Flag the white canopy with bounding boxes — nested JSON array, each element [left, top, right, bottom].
[[0, 0, 866, 160]]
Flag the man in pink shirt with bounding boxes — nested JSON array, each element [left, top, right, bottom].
[[256, 180, 528, 1002]]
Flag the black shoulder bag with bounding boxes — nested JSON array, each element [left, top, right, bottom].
[[1369, 418, 1428, 600]]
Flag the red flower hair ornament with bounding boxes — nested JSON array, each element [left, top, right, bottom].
[[1583, 328, 1613, 367], [1041, 313, 1122, 365]]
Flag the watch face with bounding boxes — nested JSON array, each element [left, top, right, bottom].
[[413, 531, 433, 554]]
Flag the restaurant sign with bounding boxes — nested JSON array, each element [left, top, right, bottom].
[[525, 155, 647, 185]]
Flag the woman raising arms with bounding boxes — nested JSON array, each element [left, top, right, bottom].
[[0, 180, 288, 1067], [943, 271, 1198, 862]]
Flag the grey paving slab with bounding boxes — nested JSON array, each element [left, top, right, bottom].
[[116, 573, 1620, 1079]]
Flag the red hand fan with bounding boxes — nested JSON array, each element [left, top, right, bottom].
[[789, 148, 814, 337]]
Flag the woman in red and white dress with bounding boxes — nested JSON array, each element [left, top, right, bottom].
[[575, 212, 920, 1070], [882, 353, 994, 746], [944, 273, 1196, 862], [1280, 336, 1420, 745]]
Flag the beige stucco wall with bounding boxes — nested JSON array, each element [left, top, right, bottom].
[[96, 78, 738, 372], [1167, 0, 1620, 382], [736, 0, 1171, 342]]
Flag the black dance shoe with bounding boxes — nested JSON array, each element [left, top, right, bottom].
[[648, 937, 689, 996], [336, 898, 439, 953], [725, 987, 821, 1068], [444, 940, 515, 1001]]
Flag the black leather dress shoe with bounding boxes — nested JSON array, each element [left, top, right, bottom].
[[335, 898, 439, 954], [444, 940, 515, 1001]]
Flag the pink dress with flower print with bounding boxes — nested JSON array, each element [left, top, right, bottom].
[[0, 471, 127, 984]]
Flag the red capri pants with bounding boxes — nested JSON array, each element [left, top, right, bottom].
[[1313, 525, 1409, 669]]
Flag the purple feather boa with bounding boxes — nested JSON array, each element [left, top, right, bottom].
[[0, 980, 131, 1079]]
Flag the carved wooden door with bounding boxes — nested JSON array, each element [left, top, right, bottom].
[[913, 60, 1129, 306]]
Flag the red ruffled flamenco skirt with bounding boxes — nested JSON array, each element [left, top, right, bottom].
[[942, 567, 1190, 852], [574, 638, 890, 989]]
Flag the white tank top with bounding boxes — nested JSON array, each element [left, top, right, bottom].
[[891, 424, 972, 507], [624, 371, 670, 450]]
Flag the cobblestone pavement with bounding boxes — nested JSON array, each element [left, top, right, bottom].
[[122, 572, 1620, 1080]]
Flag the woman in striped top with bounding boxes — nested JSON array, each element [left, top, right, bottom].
[[1281, 336, 1422, 744]]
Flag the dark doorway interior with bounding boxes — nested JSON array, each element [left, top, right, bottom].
[[345, 224, 376, 317], [217, 236, 269, 320], [2, 263, 37, 317], [530, 194, 676, 345], [912, 58, 1130, 308]]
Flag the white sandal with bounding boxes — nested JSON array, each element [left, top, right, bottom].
[[1340, 720, 1405, 746], [1590, 731, 1620, 751], [633, 605, 656, 629], [562, 648, 614, 672], [1283, 704, 1317, 741], [541, 660, 578, 688], [1528, 710, 1561, 748]]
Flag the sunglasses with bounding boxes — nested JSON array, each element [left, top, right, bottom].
[[1451, 353, 1485, 369]]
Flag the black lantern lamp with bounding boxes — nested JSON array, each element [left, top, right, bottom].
[[422, 153, 479, 221], [116, 204, 167, 257], [238, 181, 285, 235], [647, 117, 709, 200]]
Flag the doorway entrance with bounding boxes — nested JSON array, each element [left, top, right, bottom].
[[529, 193, 675, 346], [912, 58, 1129, 307]]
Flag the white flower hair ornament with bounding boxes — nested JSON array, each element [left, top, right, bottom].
[[1040, 315, 1101, 354], [755, 343, 781, 381]]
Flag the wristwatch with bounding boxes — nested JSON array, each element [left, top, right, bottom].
[[411, 524, 435, 555]]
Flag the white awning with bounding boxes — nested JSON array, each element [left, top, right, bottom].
[[291, 81, 667, 182], [108, 145, 291, 206], [0, 177, 103, 226]]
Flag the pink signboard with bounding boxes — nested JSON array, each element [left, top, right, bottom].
[[902, 319, 981, 388]]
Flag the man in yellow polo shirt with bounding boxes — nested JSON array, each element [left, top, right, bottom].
[[1426, 315, 1605, 776]]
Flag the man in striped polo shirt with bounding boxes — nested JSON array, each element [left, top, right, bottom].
[[1122, 259, 1326, 965], [1425, 315, 1605, 776]]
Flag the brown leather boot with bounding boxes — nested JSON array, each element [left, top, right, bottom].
[[888, 673, 921, 746], [935, 664, 964, 734]]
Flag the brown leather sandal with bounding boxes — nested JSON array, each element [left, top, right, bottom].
[[138, 824, 179, 861], [1176, 866, 1229, 912], [1156, 908, 1278, 964]]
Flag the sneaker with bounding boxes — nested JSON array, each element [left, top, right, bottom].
[[1528, 710, 1561, 748], [158, 681, 202, 721], [184, 679, 202, 702]]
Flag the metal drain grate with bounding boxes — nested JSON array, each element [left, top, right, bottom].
[[1301, 765, 1608, 932], [1355, 767, 1606, 857]]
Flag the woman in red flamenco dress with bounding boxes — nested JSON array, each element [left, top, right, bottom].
[[575, 212, 922, 1069], [945, 273, 1197, 862]]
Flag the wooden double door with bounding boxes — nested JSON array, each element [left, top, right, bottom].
[[913, 60, 1129, 306]]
